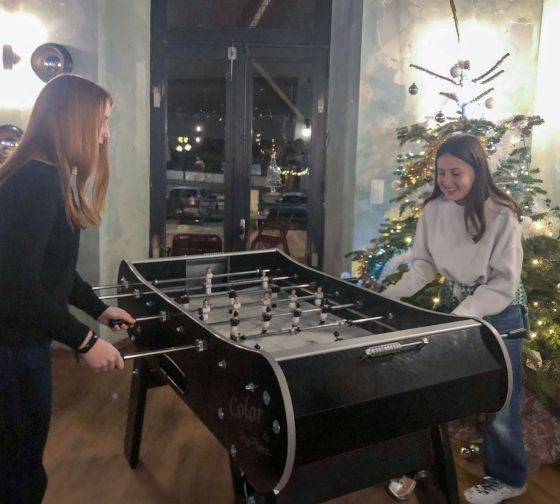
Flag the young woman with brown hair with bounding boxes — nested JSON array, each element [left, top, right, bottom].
[[384, 134, 527, 504], [0, 74, 135, 503]]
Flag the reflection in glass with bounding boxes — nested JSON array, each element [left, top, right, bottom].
[[165, 59, 226, 255], [249, 60, 311, 263]]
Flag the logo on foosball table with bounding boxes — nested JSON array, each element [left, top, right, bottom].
[[229, 395, 264, 424]]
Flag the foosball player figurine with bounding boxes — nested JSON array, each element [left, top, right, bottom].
[[271, 285, 280, 300], [200, 298, 211, 323], [288, 289, 298, 311], [262, 291, 271, 308], [204, 278, 212, 296], [314, 286, 324, 307], [230, 312, 240, 341], [292, 303, 302, 329], [320, 301, 329, 325], [229, 296, 242, 314], [205, 267, 213, 283], [261, 270, 269, 290], [228, 288, 237, 305], [261, 307, 272, 333], [178, 293, 190, 311]]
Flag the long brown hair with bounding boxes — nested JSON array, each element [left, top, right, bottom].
[[0, 74, 112, 229], [425, 134, 522, 243]]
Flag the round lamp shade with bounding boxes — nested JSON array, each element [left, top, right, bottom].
[[0, 125, 23, 164], [31, 43, 73, 82]]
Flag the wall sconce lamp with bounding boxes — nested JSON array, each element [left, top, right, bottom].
[[2, 44, 21, 70], [0, 124, 23, 164], [30, 43, 73, 82]]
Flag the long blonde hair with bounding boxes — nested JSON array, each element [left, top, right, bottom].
[[0, 74, 112, 229]]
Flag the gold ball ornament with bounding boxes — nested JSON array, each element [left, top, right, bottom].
[[435, 111, 446, 123], [485, 97, 495, 109]]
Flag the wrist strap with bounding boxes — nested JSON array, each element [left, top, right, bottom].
[[77, 332, 99, 354]]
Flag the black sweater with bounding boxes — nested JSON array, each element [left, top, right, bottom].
[[0, 160, 108, 349]]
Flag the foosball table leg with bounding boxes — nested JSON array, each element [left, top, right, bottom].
[[229, 456, 277, 504], [415, 424, 459, 504], [124, 358, 149, 469]]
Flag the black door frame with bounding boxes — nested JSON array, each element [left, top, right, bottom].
[[150, 0, 330, 266]]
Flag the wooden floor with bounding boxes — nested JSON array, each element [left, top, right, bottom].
[[44, 355, 560, 504]]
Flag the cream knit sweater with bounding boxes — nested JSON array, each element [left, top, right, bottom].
[[382, 197, 523, 318]]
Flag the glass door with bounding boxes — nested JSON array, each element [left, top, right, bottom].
[[246, 59, 314, 263], [164, 57, 229, 255]]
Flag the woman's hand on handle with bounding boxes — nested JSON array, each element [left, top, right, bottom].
[[97, 306, 135, 331], [82, 336, 125, 372]]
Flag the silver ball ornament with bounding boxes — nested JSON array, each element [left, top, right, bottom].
[[485, 97, 495, 109], [486, 143, 497, 154], [408, 82, 418, 95], [435, 111, 446, 123], [450, 64, 462, 78]]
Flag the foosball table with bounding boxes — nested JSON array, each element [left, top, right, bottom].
[[100, 249, 514, 504]]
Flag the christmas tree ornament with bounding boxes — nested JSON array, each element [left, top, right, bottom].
[[408, 83, 418, 95], [396, 153, 406, 163], [485, 97, 495, 109], [435, 111, 446, 123], [450, 64, 462, 78], [458, 59, 470, 70], [486, 143, 497, 154]]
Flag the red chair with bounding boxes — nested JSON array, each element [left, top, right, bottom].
[[170, 233, 223, 256], [250, 215, 291, 255]]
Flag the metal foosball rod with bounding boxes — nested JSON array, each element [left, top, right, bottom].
[[166, 281, 312, 301], [209, 302, 356, 326], [96, 275, 299, 301], [243, 315, 384, 340], [161, 275, 297, 296], [151, 268, 273, 287], [208, 294, 316, 312], [93, 267, 276, 291]]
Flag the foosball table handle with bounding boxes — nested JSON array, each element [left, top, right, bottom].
[[363, 337, 429, 359]]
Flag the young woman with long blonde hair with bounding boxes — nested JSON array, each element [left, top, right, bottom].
[[0, 74, 135, 503]]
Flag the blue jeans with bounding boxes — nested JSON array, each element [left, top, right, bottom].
[[483, 305, 527, 488], [0, 344, 52, 504]]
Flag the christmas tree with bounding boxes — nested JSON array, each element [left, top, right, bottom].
[[349, 1, 560, 413]]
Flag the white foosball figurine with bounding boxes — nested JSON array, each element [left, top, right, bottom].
[[288, 289, 298, 311], [204, 279, 212, 296], [228, 289, 237, 305], [262, 291, 271, 308], [199, 298, 211, 323], [261, 270, 269, 290], [205, 267, 213, 283], [232, 296, 241, 312], [261, 307, 272, 333], [314, 286, 324, 307]]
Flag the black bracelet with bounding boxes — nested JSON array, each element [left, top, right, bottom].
[[77, 332, 99, 354]]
